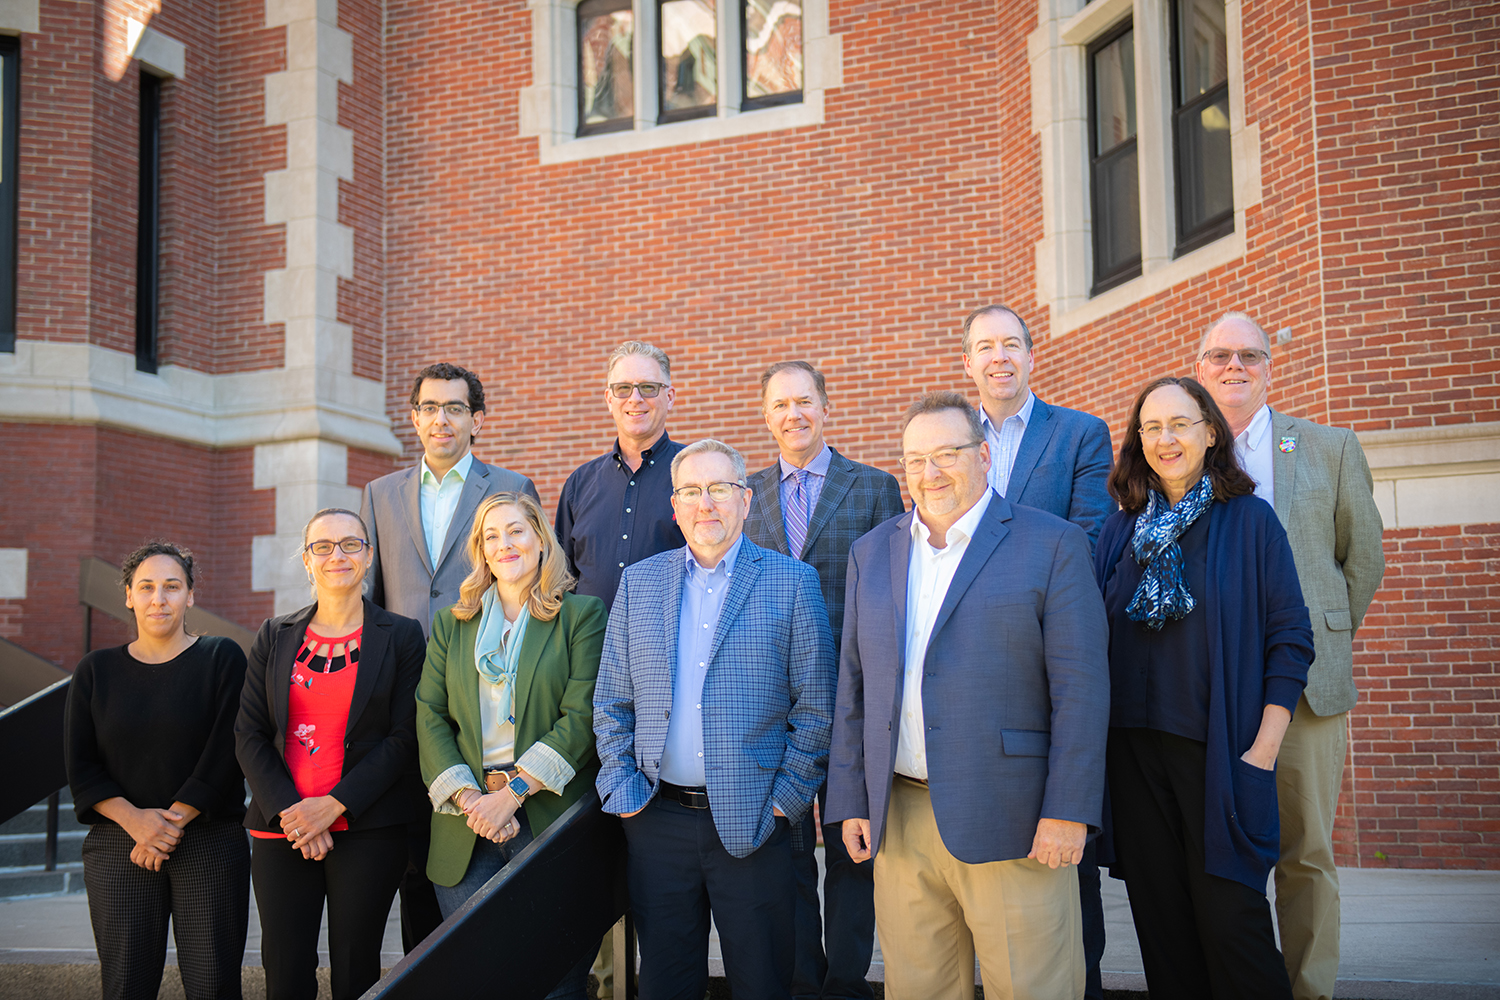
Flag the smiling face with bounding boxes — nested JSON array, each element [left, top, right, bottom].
[[1138, 384, 1217, 504], [481, 503, 543, 594], [763, 367, 830, 467], [125, 554, 194, 641], [411, 377, 483, 472], [605, 354, 675, 449], [1196, 317, 1272, 428], [670, 450, 751, 566], [963, 309, 1035, 421], [902, 408, 991, 527], [301, 513, 372, 597]]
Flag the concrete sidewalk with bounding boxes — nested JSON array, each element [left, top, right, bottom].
[[0, 864, 1495, 999]]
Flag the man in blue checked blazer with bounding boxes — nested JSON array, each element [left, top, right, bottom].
[[743, 361, 904, 1000], [595, 438, 837, 1000]]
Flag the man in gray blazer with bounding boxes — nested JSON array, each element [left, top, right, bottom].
[[358, 361, 538, 952], [743, 361, 904, 1000], [961, 304, 1114, 548], [1198, 313, 1385, 1000], [826, 391, 1109, 1000], [361, 362, 539, 634]]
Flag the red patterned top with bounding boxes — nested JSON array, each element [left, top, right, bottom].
[[249, 627, 361, 840]]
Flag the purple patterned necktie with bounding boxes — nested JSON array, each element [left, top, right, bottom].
[[785, 469, 810, 558]]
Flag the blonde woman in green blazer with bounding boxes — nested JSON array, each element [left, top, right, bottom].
[[416, 491, 605, 1000]]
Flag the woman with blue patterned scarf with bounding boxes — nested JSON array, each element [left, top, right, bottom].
[[416, 491, 605, 1000], [1095, 377, 1313, 1000]]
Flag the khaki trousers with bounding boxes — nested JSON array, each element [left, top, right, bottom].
[[873, 777, 1083, 1000], [1274, 696, 1347, 1000]]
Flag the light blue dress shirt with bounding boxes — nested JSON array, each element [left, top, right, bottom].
[[419, 451, 473, 565], [659, 535, 744, 787], [980, 391, 1036, 498], [777, 444, 832, 556]]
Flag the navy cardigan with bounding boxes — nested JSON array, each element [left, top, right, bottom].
[[1095, 493, 1314, 890]]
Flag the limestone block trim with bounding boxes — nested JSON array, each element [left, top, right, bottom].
[[127, 18, 187, 79], [0, 340, 401, 454], [1031, 0, 1261, 337], [0, 0, 39, 35], [1358, 422, 1500, 530], [251, 439, 363, 615], [522, 0, 840, 165], [0, 549, 26, 600]]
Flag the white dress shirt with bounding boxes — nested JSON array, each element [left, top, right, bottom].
[[419, 450, 474, 566], [979, 392, 1036, 498], [895, 489, 995, 780], [1233, 404, 1275, 509]]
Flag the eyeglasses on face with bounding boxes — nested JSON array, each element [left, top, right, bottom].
[[900, 441, 982, 476], [672, 482, 746, 504], [305, 537, 370, 556], [609, 381, 667, 399], [1200, 348, 1269, 368], [1139, 418, 1206, 442], [414, 402, 473, 420]]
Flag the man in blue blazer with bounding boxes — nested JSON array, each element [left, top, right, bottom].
[[961, 305, 1114, 548], [743, 360, 904, 1000], [826, 392, 1109, 1000], [595, 438, 837, 1000]]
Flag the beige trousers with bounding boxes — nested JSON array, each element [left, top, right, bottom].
[[873, 777, 1083, 1000], [1274, 695, 1347, 1000]]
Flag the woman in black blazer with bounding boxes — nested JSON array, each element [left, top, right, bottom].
[[235, 507, 428, 1000]]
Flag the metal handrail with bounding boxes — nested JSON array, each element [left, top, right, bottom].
[[0, 677, 70, 826], [364, 789, 635, 1000]]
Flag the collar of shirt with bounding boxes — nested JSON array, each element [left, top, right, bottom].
[[685, 532, 744, 577], [911, 487, 995, 553], [612, 433, 671, 466], [420, 449, 474, 486], [778, 444, 832, 482], [978, 390, 1036, 437], [1236, 404, 1273, 453]]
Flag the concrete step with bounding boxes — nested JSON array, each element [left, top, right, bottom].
[[0, 863, 85, 899], [0, 801, 86, 837], [0, 831, 85, 868]]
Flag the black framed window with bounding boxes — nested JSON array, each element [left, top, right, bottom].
[[743, 0, 801, 109], [578, 0, 635, 135], [135, 70, 162, 373], [1088, 22, 1141, 294], [1172, 0, 1232, 255], [0, 36, 18, 352], [659, 0, 716, 122]]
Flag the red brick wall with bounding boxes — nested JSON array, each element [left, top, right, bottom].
[[340, 0, 385, 384], [1313, 1, 1500, 433], [1340, 525, 1500, 868]]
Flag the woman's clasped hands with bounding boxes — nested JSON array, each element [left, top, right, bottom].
[[278, 794, 346, 861], [453, 787, 523, 845]]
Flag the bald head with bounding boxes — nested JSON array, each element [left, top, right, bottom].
[[1195, 312, 1273, 435]]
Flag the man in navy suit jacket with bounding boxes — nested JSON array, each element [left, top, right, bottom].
[[743, 361, 905, 1000], [595, 438, 836, 1000], [826, 392, 1109, 1000], [961, 305, 1114, 548]]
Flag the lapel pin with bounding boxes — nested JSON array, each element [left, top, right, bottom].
[[1279, 437, 1297, 453]]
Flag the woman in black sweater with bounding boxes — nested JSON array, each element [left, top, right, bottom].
[[65, 541, 250, 1000]]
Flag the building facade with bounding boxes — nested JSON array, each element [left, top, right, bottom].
[[0, 0, 1495, 869]]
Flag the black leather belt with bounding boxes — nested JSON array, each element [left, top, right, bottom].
[[896, 773, 928, 787], [658, 781, 710, 809]]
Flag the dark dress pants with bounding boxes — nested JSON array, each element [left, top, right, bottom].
[[82, 818, 250, 1000], [251, 826, 407, 1000], [625, 795, 796, 1000], [1107, 728, 1293, 1000], [397, 818, 443, 952], [790, 789, 875, 999], [1079, 838, 1105, 1000]]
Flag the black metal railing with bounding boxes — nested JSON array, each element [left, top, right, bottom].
[[0, 677, 69, 827], [365, 789, 635, 1000]]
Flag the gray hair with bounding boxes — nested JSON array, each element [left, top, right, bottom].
[[899, 390, 985, 441], [671, 438, 747, 485], [1199, 311, 1272, 355], [606, 341, 672, 382], [961, 304, 1033, 353]]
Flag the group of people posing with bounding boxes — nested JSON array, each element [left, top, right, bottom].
[[64, 305, 1386, 1000]]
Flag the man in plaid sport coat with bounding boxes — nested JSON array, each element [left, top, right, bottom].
[[595, 438, 837, 1000], [744, 361, 904, 1000]]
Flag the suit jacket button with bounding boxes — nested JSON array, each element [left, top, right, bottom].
[[430, 589, 440, 598]]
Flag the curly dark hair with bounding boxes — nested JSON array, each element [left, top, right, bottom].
[[1108, 376, 1257, 514], [121, 541, 195, 591]]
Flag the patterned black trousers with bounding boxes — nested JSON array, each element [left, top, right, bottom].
[[82, 818, 251, 1000]]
